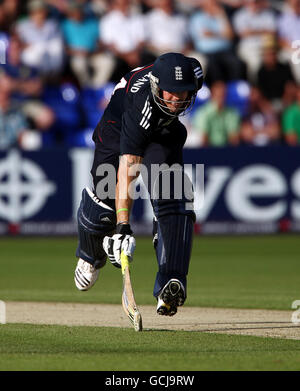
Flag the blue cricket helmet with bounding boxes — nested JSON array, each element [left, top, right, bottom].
[[150, 52, 203, 117], [151, 52, 198, 92]]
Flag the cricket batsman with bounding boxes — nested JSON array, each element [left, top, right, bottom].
[[74, 52, 204, 316]]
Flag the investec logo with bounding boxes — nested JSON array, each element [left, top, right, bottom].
[[0, 150, 56, 222]]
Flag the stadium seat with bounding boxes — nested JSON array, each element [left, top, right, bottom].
[[67, 128, 94, 148], [225, 80, 250, 116], [191, 83, 211, 114], [42, 83, 82, 142], [81, 83, 115, 128], [185, 83, 211, 129]]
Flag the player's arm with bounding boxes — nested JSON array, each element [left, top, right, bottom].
[[116, 153, 143, 224], [102, 153, 143, 269], [102, 153, 140, 269], [116, 96, 151, 221], [103, 97, 149, 268]]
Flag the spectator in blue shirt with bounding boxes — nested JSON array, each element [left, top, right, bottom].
[[0, 35, 55, 132], [188, 0, 244, 85], [62, 1, 103, 87], [62, 3, 99, 52]]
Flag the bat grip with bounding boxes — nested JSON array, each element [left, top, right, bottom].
[[120, 251, 130, 274]]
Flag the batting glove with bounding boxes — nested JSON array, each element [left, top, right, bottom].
[[103, 223, 136, 268]]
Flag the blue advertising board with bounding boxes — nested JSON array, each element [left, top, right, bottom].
[[0, 146, 299, 235]]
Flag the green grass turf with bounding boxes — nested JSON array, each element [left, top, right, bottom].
[[1, 236, 300, 372], [0, 236, 299, 310], [1, 323, 300, 371]]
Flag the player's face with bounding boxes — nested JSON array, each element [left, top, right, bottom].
[[161, 90, 189, 113]]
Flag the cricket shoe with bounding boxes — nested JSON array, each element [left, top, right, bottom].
[[74, 258, 99, 291], [156, 279, 186, 316]]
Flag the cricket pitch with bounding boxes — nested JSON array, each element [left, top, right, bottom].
[[5, 301, 300, 339]]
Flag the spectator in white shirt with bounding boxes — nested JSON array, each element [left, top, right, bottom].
[[144, 0, 190, 56], [15, 0, 64, 75], [100, 0, 151, 82], [233, 0, 277, 82]]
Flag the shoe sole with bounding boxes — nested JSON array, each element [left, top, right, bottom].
[[74, 267, 99, 291], [157, 303, 177, 316], [157, 280, 185, 316]]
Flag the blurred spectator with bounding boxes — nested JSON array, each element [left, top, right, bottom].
[[100, 0, 149, 83], [88, 0, 109, 17], [0, 81, 30, 149], [62, 1, 102, 87], [15, 0, 64, 76], [233, 0, 277, 82], [257, 38, 296, 113], [139, 0, 160, 14], [45, 0, 106, 19], [0, 0, 22, 33], [0, 35, 55, 131], [217, 0, 244, 19], [240, 86, 280, 146], [192, 81, 240, 146], [43, 0, 70, 19], [0, 32, 9, 64], [70, 0, 102, 18], [188, 0, 243, 85], [277, 0, 300, 83], [144, 0, 190, 56], [282, 85, 300, 145]]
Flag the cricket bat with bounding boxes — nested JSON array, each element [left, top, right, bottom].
[[120, 251, 143, 332]]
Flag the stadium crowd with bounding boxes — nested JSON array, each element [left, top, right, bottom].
[[0, 0, 299, 149]]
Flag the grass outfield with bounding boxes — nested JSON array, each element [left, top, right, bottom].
[[1, 324, 300, 371], [1, 235, 300, 371], [0, 235, 299, 310]]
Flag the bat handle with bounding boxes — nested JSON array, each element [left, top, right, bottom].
[[120, 251, 130, 275]]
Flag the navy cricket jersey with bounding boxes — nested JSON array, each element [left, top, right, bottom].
[[92, 60, 201, 157]]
